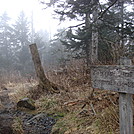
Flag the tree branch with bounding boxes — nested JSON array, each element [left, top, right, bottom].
[[98, 0, 118, 19], [69, 22, 85, 29]]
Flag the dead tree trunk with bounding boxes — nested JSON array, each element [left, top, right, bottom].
[[91, 0, 98, 64], [29, 43, 60, 96]]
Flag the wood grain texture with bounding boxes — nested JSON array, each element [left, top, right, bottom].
[[29, 43, 48, 83], [119, 93, 133, 134], [119, 58, 133, 134], [29, 43, 60, 94], [91, 65, 134, 93], [91, 58, 133, 134]]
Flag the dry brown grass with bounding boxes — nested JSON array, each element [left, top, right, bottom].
[[8, 82, 37, 102], [0, 71, 37, 103], [35, 60, 119, 134], [12, 117, 24, 134], [46, 59, 89, 88], [0, 60, 120, 134], [90, 105, 119, 134]]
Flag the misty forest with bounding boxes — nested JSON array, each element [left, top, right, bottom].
[[0, 0, 134, 134]]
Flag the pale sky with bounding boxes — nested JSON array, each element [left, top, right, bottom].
[[0, 0, 133, 35], [0, 0, 59, 34], [0, 0, 105, 35]]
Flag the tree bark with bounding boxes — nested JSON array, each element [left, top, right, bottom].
[[29, 43, 60, 97], [85, 1, 99, 66], [120, 0, 125, 57], [91, 0, 99, 64], [85, 12, 91, 67]]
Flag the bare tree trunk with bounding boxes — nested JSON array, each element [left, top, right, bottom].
[[91, 0, 99, 64], [29, 43, 48, 84], [85, 12, 91, 67], [29, 43, 60, 98], [120, 0, 125, 57], [85, 1, 99, 66]]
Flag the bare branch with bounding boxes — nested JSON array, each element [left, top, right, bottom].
[[69, 22, 85, 29], [98, 0, 118, 19]]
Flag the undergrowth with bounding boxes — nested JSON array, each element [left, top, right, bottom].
[[91, 106, 119, 134], [0, 60, 120, 134]]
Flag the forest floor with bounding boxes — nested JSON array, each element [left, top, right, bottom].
[[0, 81, 57, 134], [0, 63, 120, 134]]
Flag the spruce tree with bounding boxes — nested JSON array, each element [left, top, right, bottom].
[[0, 12, 15, 70], [13, 11, 31, 74]]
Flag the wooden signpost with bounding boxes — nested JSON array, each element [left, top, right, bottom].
[[91, 58, 134, 134]]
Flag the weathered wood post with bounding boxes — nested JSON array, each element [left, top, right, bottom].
[[91, 57, 134, 134], [29, 43, 60, 94], [119, 57, 133, 134], [29, 43, 49, 85]]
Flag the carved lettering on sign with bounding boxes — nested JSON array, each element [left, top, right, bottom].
[[91, 65, 134, 94]]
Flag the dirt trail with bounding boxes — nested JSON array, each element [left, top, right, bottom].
[[0, 89, 14, 110], [0, 88, 14, 134], [0, 87, 56, 134]]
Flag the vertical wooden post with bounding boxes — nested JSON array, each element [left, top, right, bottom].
[[29, 43, 48, 84], [119, 57, 133, 134], [29, 43, 60, 94]]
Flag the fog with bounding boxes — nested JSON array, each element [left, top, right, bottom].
[[0, 0, 71, 76], [0, 0, 133, 78]]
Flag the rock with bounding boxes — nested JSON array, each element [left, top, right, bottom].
[[17, 98, 35, 110]]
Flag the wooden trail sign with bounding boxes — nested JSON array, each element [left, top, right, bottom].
[[91, 58, 133, 134], [91, 65, 134, 94]]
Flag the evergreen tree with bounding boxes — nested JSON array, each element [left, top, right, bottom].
[[54, 0, 99, 65], [13, 11, 31, 74], [0, 12, 15, 70], [41, 0, 134, 64], [99, 0, 134, 63]]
